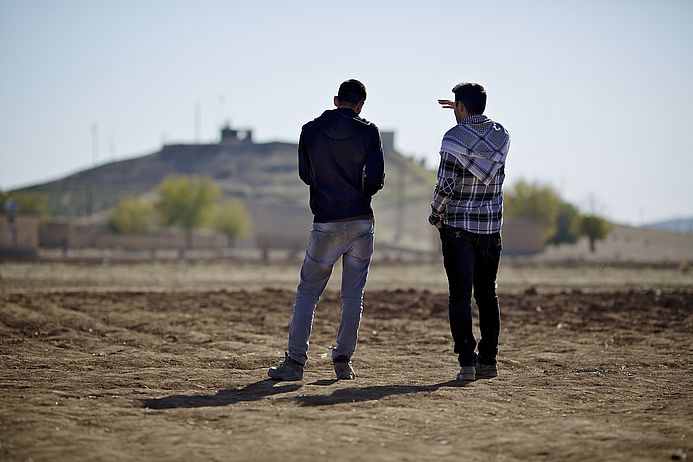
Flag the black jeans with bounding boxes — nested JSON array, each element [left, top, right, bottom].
[[439, 225, 502, 367]]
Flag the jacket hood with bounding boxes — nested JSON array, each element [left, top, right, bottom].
[[314, 108, 367, 140]]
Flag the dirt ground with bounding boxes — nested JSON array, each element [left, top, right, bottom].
[[0, 263, 691, 461]]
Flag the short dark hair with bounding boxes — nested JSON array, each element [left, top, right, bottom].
[[452, 82, 486, 115], [337, 79, 367, 105]]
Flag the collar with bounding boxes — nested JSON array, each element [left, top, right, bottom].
[[459, 114, 488, 124], [336, 107, 358, 117]]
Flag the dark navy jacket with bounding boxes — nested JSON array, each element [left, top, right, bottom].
[[298, 107, 385, 223]]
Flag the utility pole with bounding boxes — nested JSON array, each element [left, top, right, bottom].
[[217, 94, 226, 129], [108, 134, 116, 161], [3, 199, 19, 248], [89, 124, 98, 218], [91, 124, 99, 165], [85, 183, 93, 217], [394, 158, 405, 243], [194, 102, 201, 143]]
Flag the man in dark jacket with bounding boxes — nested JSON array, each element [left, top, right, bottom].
[[268, 79, 384, 381]]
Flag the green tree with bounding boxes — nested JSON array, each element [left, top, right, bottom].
[[548, 202, 582, 245], [211, 199, 252, 246], [155, 175, 220, 249], [108, 197, 154, 234], [579, 214, 613, 253], [504, 180, 562, 242], [3, 190, 49, 219]]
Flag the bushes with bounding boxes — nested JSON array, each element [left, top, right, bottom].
[[505, 179, 612, 252], [108, 197, 154, 234], [106, 176, 252, 250]]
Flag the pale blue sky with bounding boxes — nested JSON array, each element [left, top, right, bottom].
[[1, 0, 692, 224]]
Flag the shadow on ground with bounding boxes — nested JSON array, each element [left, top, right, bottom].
[[141, 379, 471, 409], [292, 380, 467, 406], [140, 379, 301, 409]]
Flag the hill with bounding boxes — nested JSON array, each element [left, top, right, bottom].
[[20, 126, 437, 251], [15, 126, 693, 262], [643, 217, 693, 235]]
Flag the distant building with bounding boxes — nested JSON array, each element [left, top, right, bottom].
[[381, 131, 395, 154], [220, 123, 253, 145], [0, 214, 39, 256]]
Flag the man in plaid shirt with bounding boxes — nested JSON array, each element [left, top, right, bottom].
[[428, 82, 510, 382]]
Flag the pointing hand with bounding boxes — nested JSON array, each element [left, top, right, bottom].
[[437, 99, 455, 110]]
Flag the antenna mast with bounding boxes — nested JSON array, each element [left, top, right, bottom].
[[91, 123, 99, 165], [194, 102, 201, 143]]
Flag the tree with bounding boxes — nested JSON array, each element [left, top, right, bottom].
[[579, 214, 613, 252], [2, 190, 49, 219], [211, 199, 252, 246], [504, 180, 562, 242], [155, 175, 220, 249], [548, 202, 581, 245], [108, 197, 154, 234]]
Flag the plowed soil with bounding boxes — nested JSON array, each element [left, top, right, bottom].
[[1, 285, 691, 461]]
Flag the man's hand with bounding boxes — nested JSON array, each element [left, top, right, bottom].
[[437, 99, 455, 110], [428, 212, 443, 229]]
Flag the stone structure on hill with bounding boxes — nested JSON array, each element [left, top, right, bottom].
[[220, 123, 253, 145]]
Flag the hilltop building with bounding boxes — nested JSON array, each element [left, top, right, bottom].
[[220, 123, 253, 145], [381, 131, 395, 155], [219, 121, 395, 153]]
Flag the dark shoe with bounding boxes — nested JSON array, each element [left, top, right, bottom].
[[457, 365, 476, 382], [476, 362, 498, 379], [333, 355, 355, 380], [268, 353, 304, 381]]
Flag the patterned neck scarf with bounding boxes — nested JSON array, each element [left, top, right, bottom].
[[440, 114, 510, 186]]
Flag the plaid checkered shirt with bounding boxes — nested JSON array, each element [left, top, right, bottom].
[[430, 114, 510, 234]]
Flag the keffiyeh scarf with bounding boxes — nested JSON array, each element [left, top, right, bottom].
[[440, 114, 510, 186]]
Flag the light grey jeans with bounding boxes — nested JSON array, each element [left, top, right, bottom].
[[287, 219, 375, 366]]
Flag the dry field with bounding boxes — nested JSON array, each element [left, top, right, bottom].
[[1, 260, 691, 462]]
